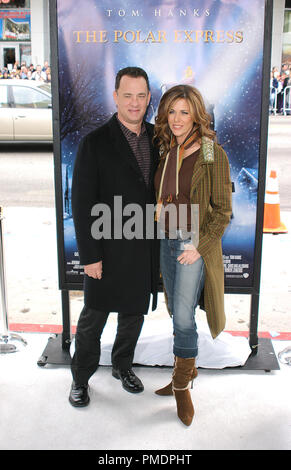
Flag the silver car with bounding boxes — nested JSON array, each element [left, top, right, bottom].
[[0, 79, 52, 142]]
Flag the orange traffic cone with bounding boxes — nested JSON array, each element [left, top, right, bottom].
[[263, 170, 288, 234]]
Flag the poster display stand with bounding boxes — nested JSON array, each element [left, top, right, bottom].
[[38, 0, 279, 371], [0, 207, 27, 354]]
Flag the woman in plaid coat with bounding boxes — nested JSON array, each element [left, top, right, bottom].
[[154, 85, 232, 426]]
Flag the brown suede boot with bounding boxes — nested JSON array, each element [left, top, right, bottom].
[[172, 356, 195, 426], [155, 357, 198, 396]]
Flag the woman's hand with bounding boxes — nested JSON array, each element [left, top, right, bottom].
[[177, 245, 201, 265]]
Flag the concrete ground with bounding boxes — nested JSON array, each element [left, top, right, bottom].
[[0, 333, 290, 451]]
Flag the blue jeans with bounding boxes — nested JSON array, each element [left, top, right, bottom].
[[160, 237, 205, 358]]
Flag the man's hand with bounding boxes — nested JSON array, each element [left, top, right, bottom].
[[84, 261, 103, 279]]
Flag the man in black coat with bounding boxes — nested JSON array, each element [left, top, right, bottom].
[[69, 67, 160, 407]]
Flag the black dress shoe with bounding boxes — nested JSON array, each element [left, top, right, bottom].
[[112, 368, 144, 394], [69, 382, 90, 407]]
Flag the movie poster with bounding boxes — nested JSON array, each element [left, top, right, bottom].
[[55, 0, 267, 290], [0, 9, 30, 41]]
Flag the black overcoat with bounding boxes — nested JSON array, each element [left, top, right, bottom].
[[71, 114, 160, 315]]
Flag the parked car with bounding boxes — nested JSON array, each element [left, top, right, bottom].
[[0, 80, 53, 142]]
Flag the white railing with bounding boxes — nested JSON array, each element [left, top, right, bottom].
[[283, 86, 291, 115], [269, 86, 277, 115]]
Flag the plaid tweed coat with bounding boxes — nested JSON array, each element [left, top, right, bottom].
[[161, 137, 232, 339]]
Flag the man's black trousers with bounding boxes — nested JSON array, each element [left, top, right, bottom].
[[71, 307, 144, 385]]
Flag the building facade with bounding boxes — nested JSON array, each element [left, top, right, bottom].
[[272, 0, 291, 69], [0, 0, 49, 69], [282, 0, 291, 66]]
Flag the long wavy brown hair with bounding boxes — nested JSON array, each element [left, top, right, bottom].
[[153, 85, 216, 158]]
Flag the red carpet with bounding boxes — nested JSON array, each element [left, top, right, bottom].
[[8, 323, 291, 340]]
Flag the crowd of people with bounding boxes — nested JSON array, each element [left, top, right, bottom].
[[270, 63, 291, 114], [2, 60, 289, 114], [0, 61, 51, 83]]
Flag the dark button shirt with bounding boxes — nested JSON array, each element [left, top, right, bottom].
[[117, 116, 151, 185]]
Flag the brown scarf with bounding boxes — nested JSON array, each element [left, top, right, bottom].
[[156, 127, 199, 220]]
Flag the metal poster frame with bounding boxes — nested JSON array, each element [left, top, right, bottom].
[[38, 0, 279, 371]]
